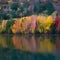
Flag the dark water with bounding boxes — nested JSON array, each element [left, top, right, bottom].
[[0, 35, 60, 60]]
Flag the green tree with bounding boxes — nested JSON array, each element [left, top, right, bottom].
[[6, 20, 15, 34], [2, 13, 10, 20], [34, 5, 38, 14], [39, 4, 46, 14], [10, 11, 19, 18], [10, 2, 19, 11], [24, 1, 30, 8], [50, 23, 56, 34], [20, 5, 24, 12], [45, 2, 55, 15]]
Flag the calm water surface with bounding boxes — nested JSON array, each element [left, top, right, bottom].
[[0, 35, 60, 60]]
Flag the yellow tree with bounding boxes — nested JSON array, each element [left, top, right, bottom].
[[7, 0, 12, 3]]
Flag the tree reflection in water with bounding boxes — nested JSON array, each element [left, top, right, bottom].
[[0, 35, 59, 60]]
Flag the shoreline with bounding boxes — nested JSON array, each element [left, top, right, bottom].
[[0, 33, 60, 36]]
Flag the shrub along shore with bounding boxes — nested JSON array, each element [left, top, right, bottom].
[[0, 14, 60, 34]]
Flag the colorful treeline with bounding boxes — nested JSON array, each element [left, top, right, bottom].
[[0, 15, 60, 34]]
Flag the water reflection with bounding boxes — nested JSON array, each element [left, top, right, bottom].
[[0, 35, 60, 60]]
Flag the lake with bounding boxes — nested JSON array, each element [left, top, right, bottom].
[[0, 34, 60, 60]]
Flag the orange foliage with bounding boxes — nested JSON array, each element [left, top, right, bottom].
[[11, 19, 20, 34]]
